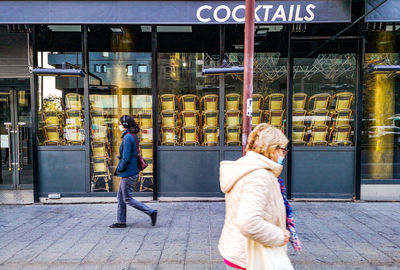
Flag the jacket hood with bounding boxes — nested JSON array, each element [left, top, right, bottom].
[[219, 151, 282, 193]]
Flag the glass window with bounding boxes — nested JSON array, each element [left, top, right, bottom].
[[157, 25, 220, 146], [292, 40, 356, 147], [126, 64, 133, 76], [224, 25, 289, 145], [89, 25, 152, 192], [36, 25, 84, 147], [362, 30, 400, 179]]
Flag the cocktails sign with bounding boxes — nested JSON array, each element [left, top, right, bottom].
[[0, 1, 351, 24]]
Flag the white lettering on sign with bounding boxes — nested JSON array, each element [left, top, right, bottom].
[[196, 4, 316, 23], [196, 5, 212, 22], [305, 4, 316, 21], [271, 5, 287, 21], [232, 5, 245, 22], [214, 5, 231, 22]]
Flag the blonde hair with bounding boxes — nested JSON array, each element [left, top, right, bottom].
[[245, 123, 289, 159]]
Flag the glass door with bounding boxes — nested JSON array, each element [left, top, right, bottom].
[[0, 86, 32, 189]]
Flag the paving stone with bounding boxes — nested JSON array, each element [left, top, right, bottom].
[[0, 202, 399, 269]]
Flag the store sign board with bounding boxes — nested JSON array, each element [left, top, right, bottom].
[[366, 0, 400, 22], [0, 1, 351, 24]]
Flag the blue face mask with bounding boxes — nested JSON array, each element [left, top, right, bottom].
[[277, 155, 285, 165]]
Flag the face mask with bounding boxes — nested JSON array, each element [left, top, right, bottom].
[[119, 125, 125, 132], [277, 155, 285, 165]]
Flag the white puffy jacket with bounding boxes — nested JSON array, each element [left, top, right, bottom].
[[218, 151, 287, 268]]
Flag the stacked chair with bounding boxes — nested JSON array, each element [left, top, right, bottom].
[[181, 94, 201, 146], [201, 94, 219, 146], [225, 93, 241, 145], [138, 105, 156, 192], [329, 92, 354, 146], [265, 93, 285, 130], [64, 93, 85, 145], [292, 93, 308, 146], [291, 91, 354, 146], [90, 106, 112, 192], [41, 105, 63, 145], [252, 94, 264, 129], [159, 94, 180, 145], [91, 140, 111, 192]]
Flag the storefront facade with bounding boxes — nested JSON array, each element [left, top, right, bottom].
[[0, 0, 399, 203]]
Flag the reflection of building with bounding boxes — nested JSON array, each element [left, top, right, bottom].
[[1, 0, 400, 203]]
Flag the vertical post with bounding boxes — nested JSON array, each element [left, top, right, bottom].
[[219, 25, 225, 152], [29, 25, 40, 202], [354, 30, 364, 201], [151, 25, 158, 201], [82, 25, 91, 193], [286, 28, 293, 199], [242, 0, 255, 155]]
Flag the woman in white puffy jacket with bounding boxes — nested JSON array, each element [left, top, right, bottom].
[[218, 123, 291, 270]]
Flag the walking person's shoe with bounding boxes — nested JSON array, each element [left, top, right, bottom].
[[150, 210, 158, 226], [109, 223, 127, 228]]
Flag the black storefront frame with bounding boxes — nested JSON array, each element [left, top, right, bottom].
[[31, 23, 365, 201]]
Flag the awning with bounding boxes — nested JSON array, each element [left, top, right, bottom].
[[366, 0, 400, 22], [0, 0, 351, 24]]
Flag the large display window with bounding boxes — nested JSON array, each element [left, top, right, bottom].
[[292, 40, 356, 147], [36, 26, 85, 146], [362, 31, 400, 180], [157, 26, 220, 147], [88, 25, 152, 193], [224, 25, 289, 144], [157, 52, 219, 146]]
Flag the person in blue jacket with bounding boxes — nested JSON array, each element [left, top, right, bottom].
[[109, 115, 157, 228]]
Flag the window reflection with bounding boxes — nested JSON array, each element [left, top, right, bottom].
[[38, 52, 85, 146], [362, 47, 400, 179], [293, 53, 356, 146], [224, 52, 288, 145], [88, 24, 152, 193], [157, 53, 219, 146]]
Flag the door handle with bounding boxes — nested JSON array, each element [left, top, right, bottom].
[[4, 122, 12, 171], [17, 122, 26, 171]]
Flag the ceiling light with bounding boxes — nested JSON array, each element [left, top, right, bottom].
[[48, 25, 81, 32], [110, 27, 123, 33]]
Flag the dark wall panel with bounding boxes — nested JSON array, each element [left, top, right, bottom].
[[223, 150, 288, 184], [223, 150, 242, 161], [38, 150, 86, 193], [158, 150, 221, 196], [292, 148, 354, 198]]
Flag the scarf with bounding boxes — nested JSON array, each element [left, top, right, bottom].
[[277, 176, 302, 252]]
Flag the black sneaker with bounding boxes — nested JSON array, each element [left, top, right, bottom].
[[109, 223, 127, 228], [150, 210, 158, 226]]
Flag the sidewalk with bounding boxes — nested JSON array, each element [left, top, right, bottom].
[[0, 202, 399, 270]]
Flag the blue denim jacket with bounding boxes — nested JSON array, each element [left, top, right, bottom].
[[115, 131, 139, 177]]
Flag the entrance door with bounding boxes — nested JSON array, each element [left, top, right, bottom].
[[0, 86, 33, 190]]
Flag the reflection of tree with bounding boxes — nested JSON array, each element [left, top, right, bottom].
[[43, 94, 63, 111]]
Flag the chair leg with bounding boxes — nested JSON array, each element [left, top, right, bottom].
[[105, 176, 110, 192], [139, 174, 144, 192]]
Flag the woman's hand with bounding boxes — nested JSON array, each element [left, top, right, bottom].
[[280, 228, 290, 246]]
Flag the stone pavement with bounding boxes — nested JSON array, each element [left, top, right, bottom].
[[0, 202, 399, 270]]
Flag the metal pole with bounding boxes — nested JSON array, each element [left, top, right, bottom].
[[286, 28, 293, 199], [151, 25, 158, 201], [242, 0, 255, 155]]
